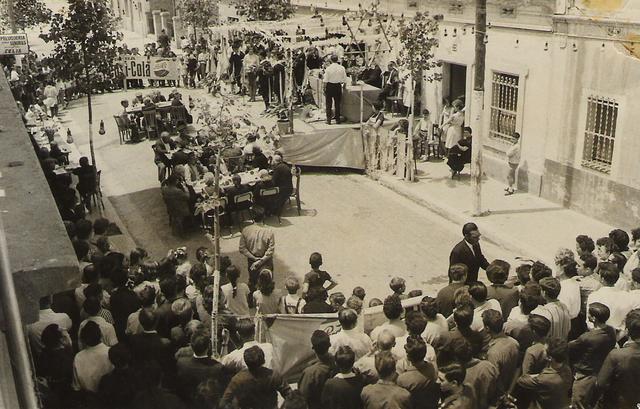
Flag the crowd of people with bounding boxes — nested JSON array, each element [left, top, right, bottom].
[[26, 212, 640, 409]]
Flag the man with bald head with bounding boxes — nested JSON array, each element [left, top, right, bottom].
[[354, 329, 396, 385]]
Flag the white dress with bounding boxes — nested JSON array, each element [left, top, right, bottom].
[[444, 111, 464, 149]]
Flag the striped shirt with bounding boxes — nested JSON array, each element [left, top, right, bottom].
[[532, 301, 571, 340]]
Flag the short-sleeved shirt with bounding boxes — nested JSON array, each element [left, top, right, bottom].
[[305, 269, 332, 290]]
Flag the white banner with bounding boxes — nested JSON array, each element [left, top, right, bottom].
[[119, 55, 179, 81], [0, 34, 29, 56]]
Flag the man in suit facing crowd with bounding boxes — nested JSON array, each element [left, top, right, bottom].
[[449, 222, 489, 284]]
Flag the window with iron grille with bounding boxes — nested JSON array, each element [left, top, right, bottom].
[[489, 72, 519, 143], [581, 96, 618, 174]]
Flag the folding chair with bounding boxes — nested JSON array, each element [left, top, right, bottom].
[[259, 187, 281, 224], [233, 192, 254, 227], [289, 166, 302, 215], [142, 109, 159, 139]]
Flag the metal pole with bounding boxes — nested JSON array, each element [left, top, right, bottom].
[[471, 0, 486, 216], [0, 214, 40, 409]]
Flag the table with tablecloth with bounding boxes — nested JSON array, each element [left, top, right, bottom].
[[307, 73, 382, 123]]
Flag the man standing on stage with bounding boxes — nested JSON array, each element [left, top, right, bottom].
[[323, 54, 348, 125], [239, 206, 275, 306]]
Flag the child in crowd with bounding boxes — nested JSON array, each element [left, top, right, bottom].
[[174, 247, 192, 278], [303, 252, 338, 296], [279, 276, 305, 314], [329, 292, 346, 311], [352, 286, 366, 301], [389, 277, 407, 300]]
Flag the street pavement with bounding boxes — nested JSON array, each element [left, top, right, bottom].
[[55, 87, 519, 301]]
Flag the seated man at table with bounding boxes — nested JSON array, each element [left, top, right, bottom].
[[253, 169, 277, 215], [252, 146, 270, 170], [73, 156, 97, 210], [170, 95, 193, 124], [362, 62, 382, 88], [271, 155, 293, 214], [224, 173, 251, 211], [152, 90, 167, 103], [119, 100, 141, 142], [153, 132, 176, 182], [131, 92, 144, 107]]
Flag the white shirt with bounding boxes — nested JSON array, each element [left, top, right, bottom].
[[421, 314, 449, 344], [222, 340, 274, 372], [72, 343, 113, 392], [506, 140, 521, 164], [27, 309, 72, 355], [10, 70, 19, 81], [323, 63, 348, 84], [471, 299, 502, 331], [125, 309, 143, 336], [329, 328, 373, 360], [370, 320, 406, 343], [392, 336, 438, 373], [558, 277, 582, 319], [78, 316, 118, 350], [587, 286, 633, 331]]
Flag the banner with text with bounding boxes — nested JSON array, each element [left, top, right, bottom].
[[0, 34, 29, 55], [119, 55, 179, 81], [258, 295, 423, 382]]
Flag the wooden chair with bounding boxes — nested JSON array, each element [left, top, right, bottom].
[[142, 109, 159, 139], [259, 187, 281, 224], [170, 106, 187, 134], [113, 116, 131, 145], [289, 166, 302, 215], [90, 170, 105, 213], [232, 191, 254, 227]]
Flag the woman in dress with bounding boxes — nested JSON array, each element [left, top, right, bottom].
[[221, 265, 250, 316], [443, 99, 465, 153], [253, 269, 283, 315]]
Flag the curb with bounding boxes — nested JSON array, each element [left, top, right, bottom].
[[375, 174, 552, 266]]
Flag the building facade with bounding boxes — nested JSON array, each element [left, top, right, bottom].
[[111, 0, 177, 39], [294, 0, 640, 228]]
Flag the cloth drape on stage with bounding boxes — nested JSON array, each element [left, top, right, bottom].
[[280, 127, 366, 169]]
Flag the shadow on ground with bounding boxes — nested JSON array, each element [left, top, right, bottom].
[[108, 187, 295, 284]]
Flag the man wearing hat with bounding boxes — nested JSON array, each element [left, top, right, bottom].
[[323, 54, 348, 125]]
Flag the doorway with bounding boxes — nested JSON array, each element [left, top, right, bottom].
[[445, 63, 467, 105]]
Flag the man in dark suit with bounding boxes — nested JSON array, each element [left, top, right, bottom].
[[109, 268, 140, 342], [449, 222, 489, 283], [176, 333, 228, 405], [129, 308, 175, 381], [271, 155, 293, 213]]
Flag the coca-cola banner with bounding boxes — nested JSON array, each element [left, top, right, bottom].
[[119, 55, 179, 81]]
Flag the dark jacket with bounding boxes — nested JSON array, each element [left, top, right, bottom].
[[597, 341, 640, 409], [299, 354, 335, 409], [129, 332, 174, 376], [221, 366, 292, 409], [110, 287, 141, 341], [272, 163, 293, 192], [516, 364, 573, 409], [321, 373, 365, 409], [176, 356, 227, 404], [449, 239, 489, 283], [98, 366, 139, 409], [252, 152, 270, 170]]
